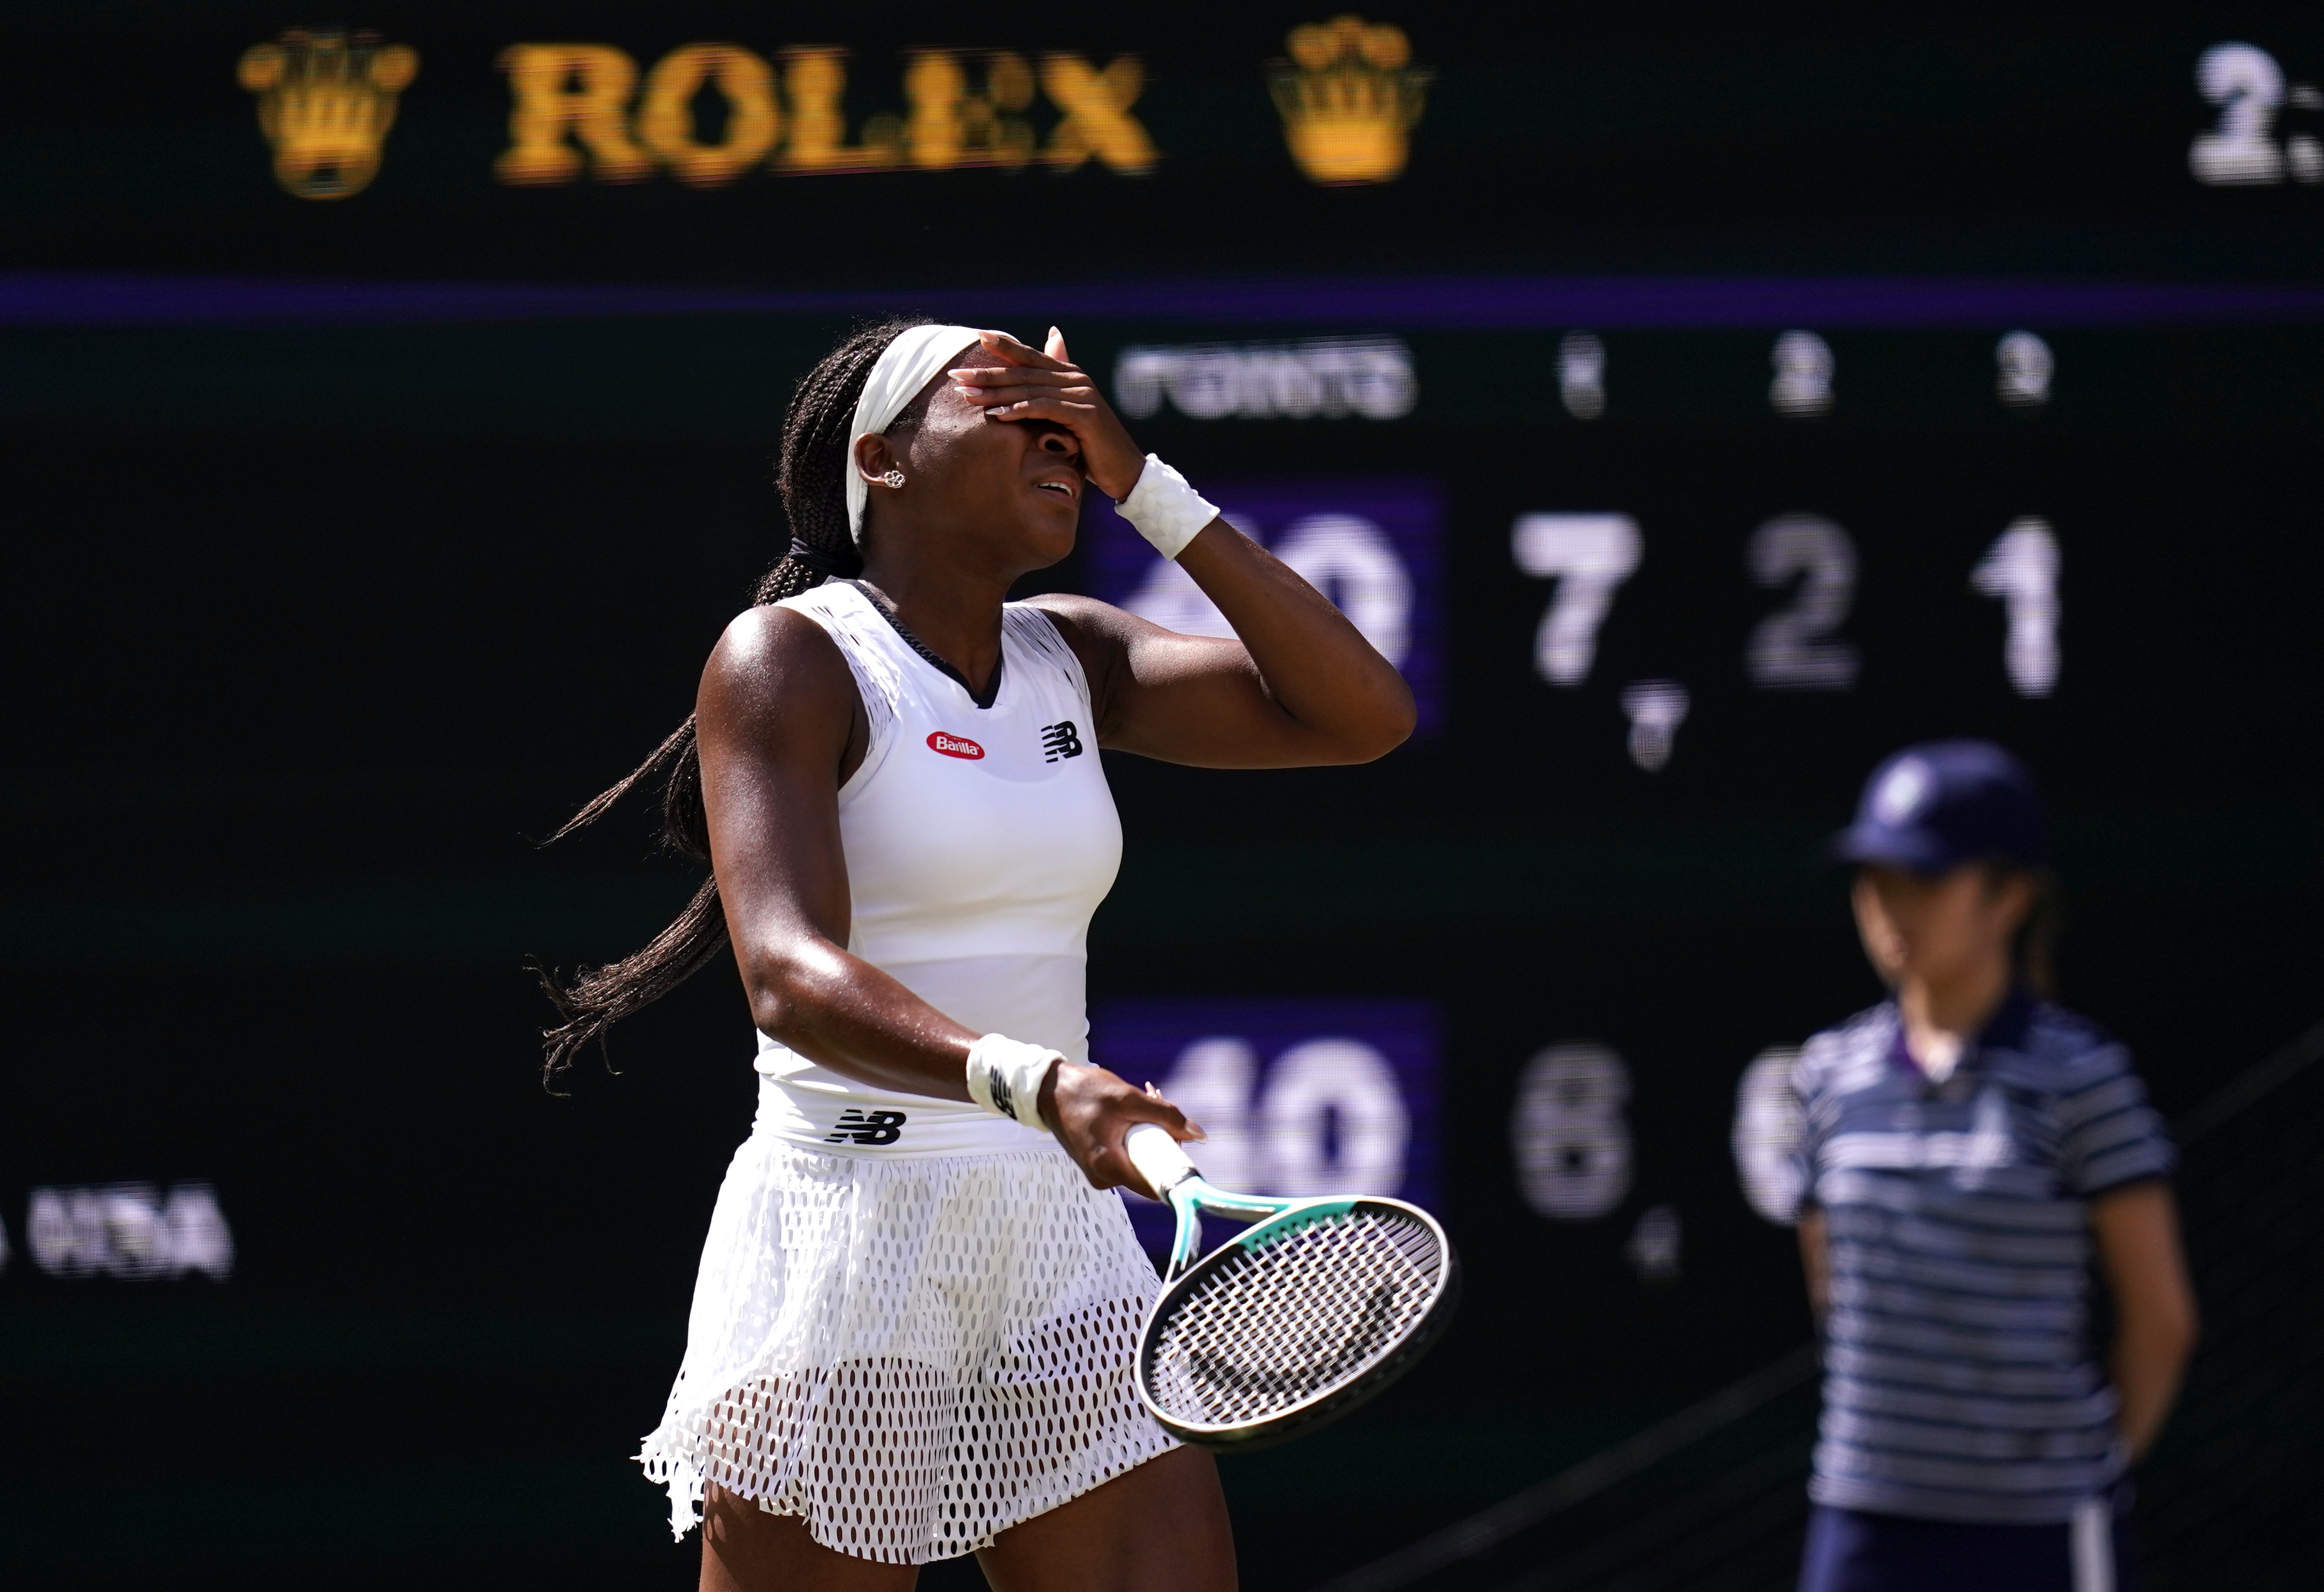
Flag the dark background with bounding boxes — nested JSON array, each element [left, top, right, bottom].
[[3, 5, 2320, 1588]]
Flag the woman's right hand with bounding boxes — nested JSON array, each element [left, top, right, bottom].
[[1042, 1062, 1204, 1197]]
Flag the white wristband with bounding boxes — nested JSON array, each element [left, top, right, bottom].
[[1114, 455, 1219, 561], [965, 1034, 1063, 1129]]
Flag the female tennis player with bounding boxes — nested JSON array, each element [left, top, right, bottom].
[[539, 319, 1414, 1590], [1792, 741, 2198, 1592]]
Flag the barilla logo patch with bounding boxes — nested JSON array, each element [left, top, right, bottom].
[[927, 731, 985, 760]]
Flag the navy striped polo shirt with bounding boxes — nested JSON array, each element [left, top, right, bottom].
[[1792, 989, 2176, 1524]]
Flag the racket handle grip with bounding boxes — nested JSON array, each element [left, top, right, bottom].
[[1123, 1123, 1196, 1196]]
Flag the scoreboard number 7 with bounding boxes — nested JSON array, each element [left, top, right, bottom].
[[1512, 513, 1642, 686]]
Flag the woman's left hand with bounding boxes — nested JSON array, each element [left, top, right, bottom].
[[950, 328, 1149, 501]]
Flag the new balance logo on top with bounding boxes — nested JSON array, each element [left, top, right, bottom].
[[1041, 720, 1084, 762], [825, 1109, 906, 1146]]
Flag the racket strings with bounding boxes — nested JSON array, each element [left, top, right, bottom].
[[1146, 1206, 1446, 1428]]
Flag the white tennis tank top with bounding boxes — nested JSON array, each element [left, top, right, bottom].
[[752, 580, 1123, 1156]]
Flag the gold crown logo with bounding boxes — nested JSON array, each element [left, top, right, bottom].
[[237, 30, 419, 200], [1269, 15, 1430, 185]]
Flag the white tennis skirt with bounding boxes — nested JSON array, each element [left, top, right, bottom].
[[636, 1123, 1177, 1563]]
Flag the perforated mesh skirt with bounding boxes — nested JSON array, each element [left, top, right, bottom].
[[636, 1134, 1176, 1563]]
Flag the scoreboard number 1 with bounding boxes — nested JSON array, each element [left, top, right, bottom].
[[1971, 517, 2061, 698]]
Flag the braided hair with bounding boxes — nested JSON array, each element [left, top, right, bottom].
[[536, 316, 933, 1081]]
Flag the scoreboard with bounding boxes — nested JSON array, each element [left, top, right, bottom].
[[3, 3, 2322, 1582], [9, 5, 2324, 283]]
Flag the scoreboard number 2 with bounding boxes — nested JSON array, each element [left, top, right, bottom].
[[1745, 514, 1861, 690], [2190, 42, 2324, 186]]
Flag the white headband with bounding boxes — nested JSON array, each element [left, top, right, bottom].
[[845, 323, 997, 543]]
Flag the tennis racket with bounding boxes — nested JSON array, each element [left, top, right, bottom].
[[1122, 1122, 1461, 1451]]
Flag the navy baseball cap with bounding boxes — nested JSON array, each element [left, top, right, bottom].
[[1833, 740, 2049, 874]]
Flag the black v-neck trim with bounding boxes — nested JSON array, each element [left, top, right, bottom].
[[846, 580, 1004, 710]]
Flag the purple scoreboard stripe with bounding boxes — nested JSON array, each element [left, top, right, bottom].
[[1080, 477, 1445, 736], [12, 270, 2324, 328]]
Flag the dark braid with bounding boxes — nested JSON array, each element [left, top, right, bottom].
[[535, 317, 933, 1082]]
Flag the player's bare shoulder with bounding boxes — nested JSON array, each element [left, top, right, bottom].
[[699, 603, 861, 757], [1023, 592, 1144, 723], [1022, 590, 1153, 648]]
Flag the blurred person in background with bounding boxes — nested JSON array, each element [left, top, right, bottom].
[[1791, 741, 2198, 1592]]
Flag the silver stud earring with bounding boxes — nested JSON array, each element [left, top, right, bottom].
[[878, 468, 906, 488]]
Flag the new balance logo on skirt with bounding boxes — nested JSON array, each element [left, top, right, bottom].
[[826, 1109, 906, 1146]]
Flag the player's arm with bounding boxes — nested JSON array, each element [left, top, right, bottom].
[[699, 605, 978, 1097], [1034, 574, 1414, 768], [952, 328, 1415, 768], [697, 607, 1192, 1188], [2090, 1180, 2199, 1460], [1797, 1206, 1830, 1321]]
